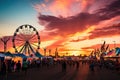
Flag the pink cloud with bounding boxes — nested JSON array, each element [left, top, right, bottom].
[[34, 0, 98, 17], [80, 0, 95, 12]]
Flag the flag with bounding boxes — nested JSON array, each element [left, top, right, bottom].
[[115, 47, 120, 56], [101, 41, 106, 52], [94, 49, 96, 56], [97, 49, 100, 56], [107, 50, 114, 55], [90, 51, 94, 56], [105, 45, 109, 52]]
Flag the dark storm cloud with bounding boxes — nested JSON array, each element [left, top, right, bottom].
[[96, 0, 120, 19], [39, 13, 101, 36], [88, 23, 120, 39], [38, 0, 120, 38]]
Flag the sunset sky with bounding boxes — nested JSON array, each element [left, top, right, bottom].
[[0, 0, 120, 56]]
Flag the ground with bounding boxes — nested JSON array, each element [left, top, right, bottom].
[[0, 62, 120, 80]]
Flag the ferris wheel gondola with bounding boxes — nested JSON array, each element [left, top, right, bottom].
[[12, 24, 40, 55]]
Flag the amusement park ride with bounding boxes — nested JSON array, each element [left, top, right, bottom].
[[12, 24, 40, 55]]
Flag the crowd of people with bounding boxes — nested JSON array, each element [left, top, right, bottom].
[[0, 56, 120, 77], [81, 58, 120, 72], [0, 57, 81, 76], [0, 59, 29, 75]]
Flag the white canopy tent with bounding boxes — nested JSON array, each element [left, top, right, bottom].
[[0, 53, 5, 57]]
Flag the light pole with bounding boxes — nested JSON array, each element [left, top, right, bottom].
[[43, 47, 46, 56], [48, 49, 51, 56], [55, 48, 58, 58]]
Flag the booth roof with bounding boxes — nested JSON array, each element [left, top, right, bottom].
[[5, 52, 14, 57], [35, 52, 43, 58], [13, 53, 27, 59], [0, 53, 5, 57]]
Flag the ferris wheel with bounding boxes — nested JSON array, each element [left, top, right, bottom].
[[12, 24, 40, 55]]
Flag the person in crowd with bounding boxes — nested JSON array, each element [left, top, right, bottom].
[[1, 61, 7, 75], [62, 61, 66, 72], [89, 61, 95, 71], [11, 60, 15, 72], [7, 60, 12, 72], [0, 61, 1, 73], [27, 60, 31, 68], [22, 59, 28, 74], [36, 59, 40, 68], [98, 61, 102, 70], [76, 61, 79, 70], [16, 60, 21, 72]]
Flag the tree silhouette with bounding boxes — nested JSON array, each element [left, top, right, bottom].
[[1, 36, 10, 52]]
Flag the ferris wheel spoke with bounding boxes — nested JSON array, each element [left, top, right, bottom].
[[27, 35, 34, 40], [31, 36, 40, 41], [32, 43, 39, 50], [22, 48, 27, 54], [30, 40, 40, 47], [29, 34, 37, 40], [20, 34, 27, 40], [31, 45, 37, 53], [30, 37, 38, 41], [24, 44, 28, 54], [15, 43, 24, 48], [29, 40, 38, 43], [28, 45, 35, 54], [33, 43, 39, 46], [15, 41, 24, 46], [15, 38, 25, 42], [31, 43, 40, 49], [19, 32, 31, 41], [16, 34, 25, 40], [30, 38, 40, 43], [27, 46, 31, 54], [28, 43, 36, 53], [31, 43, 39, 47], [19, 44, 25, 53]]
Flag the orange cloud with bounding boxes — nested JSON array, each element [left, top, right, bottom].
[[81, 0, 95, 12], [34, 0, 98, 17], [34, 0, 93, 17], [88, 23, 120, 39], [48, 0, 75, 17]]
